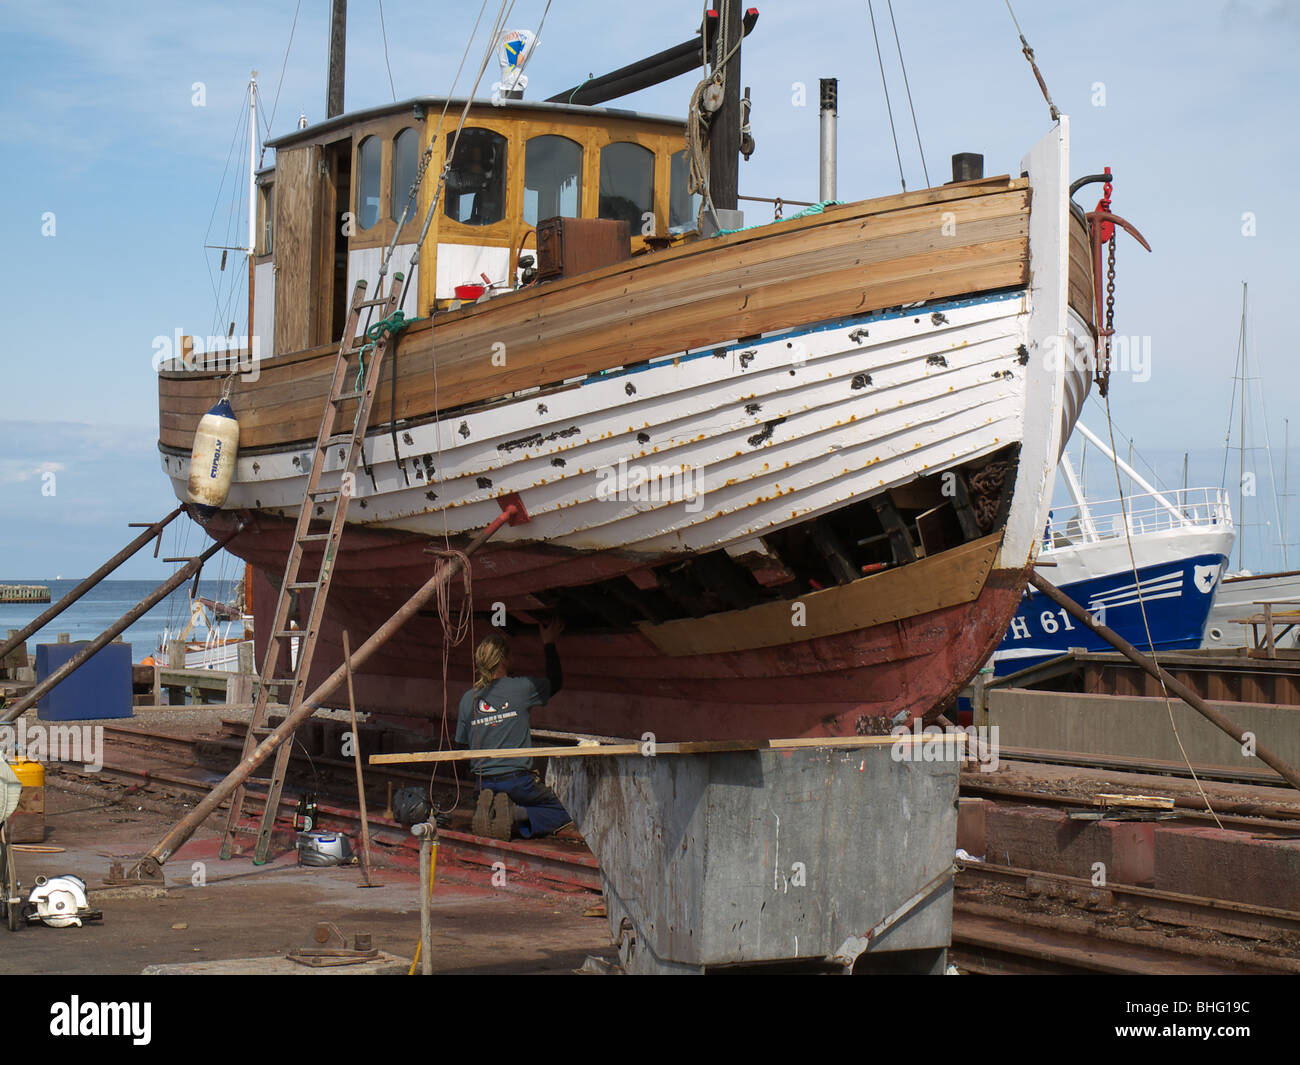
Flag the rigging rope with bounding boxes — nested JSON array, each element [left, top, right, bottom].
[[886, 0, 929, 188], [867, 0, 907, 192], [260, 0, 302, 165], [378, 0, 397, 103], [1101, 392, 1224, 830]]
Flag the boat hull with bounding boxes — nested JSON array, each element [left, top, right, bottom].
[[161, 121, 1088, 739], [994, 533, 1234, 676], [222, 517, 1025, 739]]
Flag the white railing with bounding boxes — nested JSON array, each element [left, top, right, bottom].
[[1043, 486, 1233, 550]]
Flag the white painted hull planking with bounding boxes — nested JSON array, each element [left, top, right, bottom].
[[162, 123, 1089, 574]]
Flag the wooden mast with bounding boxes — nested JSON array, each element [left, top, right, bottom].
[[708, 0, 744, 212], [327, 0, 346, 119]]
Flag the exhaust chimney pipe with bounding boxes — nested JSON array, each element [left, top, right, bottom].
[[951, 152, 984, 183], [819, 78, 838, 202]]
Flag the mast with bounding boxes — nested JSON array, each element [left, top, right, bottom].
[[707, 0, 744, 212], [327, 0, 346, 119], [1238, 282, 1247, 571], [247, 72, 257, 365]]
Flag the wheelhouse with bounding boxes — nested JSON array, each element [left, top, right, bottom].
[[255, 98, 699, 358]]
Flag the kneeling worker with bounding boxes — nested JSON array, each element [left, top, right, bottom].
[[456, 620, 572, 840]]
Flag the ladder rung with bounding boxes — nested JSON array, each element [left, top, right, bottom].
[[331, 390, 364, 403], [298, 533, 331, 543], [262, 677, 297, 687], [355, 297, 391, 308], [286, 581, 320, 591], [306, 488, 339, 499], [321, 433, 356, 449], [274, 629, 308, 639]]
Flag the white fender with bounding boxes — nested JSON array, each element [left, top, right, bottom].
[[187, 398, 240, 512]]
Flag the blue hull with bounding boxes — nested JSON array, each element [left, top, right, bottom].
[[993, 552, 1229, 678]]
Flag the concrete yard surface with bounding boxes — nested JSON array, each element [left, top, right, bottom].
[[0, 784, 614, 975]]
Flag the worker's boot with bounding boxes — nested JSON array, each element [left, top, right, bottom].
[[487, 791, 516, 840], [473, 789, 495, 837]]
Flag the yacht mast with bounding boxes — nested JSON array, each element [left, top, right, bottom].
[[247, 72, 257, 363], [1238, 282, 1247, 571]]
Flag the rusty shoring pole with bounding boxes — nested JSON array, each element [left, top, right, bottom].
[[2, 523, 239, 725], [127, 505, 519, 878], [0, 507, 183, 662], [1028, 570, 1300, 793]]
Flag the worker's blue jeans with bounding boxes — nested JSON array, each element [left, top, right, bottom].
[[477, 770, 571, 838]]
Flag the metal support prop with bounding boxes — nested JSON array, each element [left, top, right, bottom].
[[1028, 570, 1300, 793], [124, 504, 520, 880], [412, 820, 437, 975], [2, 523, 240, 725], [0, 507, 183, 662]]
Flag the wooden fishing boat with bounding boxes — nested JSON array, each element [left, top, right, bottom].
[[156, 18, 1099, 741]]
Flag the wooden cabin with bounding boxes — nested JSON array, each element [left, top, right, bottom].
[[254, 98, 700, 358]]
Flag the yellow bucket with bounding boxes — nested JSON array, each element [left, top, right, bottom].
[[7, 759, 45, 843]]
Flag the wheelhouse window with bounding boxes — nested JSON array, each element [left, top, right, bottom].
[[599, 142, 655, 233], [669, 150, 701, 233], [524, 135, 582, 226], [356, 135, 381, 230], [256, 183, 274, 254], [444, 128, 507, 226], [391, 128, 419, 224]]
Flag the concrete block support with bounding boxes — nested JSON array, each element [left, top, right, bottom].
[[550, 745, 959, 974]]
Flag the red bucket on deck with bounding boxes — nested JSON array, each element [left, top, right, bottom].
[[454, 284, 486, 300]]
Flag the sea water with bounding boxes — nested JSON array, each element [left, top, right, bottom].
[[0, 579, 242, 664]]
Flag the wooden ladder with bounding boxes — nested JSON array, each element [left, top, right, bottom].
[[220, 273, 407, 864]]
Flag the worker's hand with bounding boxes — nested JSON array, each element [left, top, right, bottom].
[[540, 618, 563, 645]]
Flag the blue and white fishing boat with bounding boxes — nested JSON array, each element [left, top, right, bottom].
[[993, 423, 1235, 676]]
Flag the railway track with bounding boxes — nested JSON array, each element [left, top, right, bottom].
[[952, 860, 1300, 975]]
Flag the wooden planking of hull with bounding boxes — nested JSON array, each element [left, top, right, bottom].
[[160, 120, 1094, 739]]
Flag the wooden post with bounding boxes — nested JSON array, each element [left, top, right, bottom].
[[343, 632, 377, 887]]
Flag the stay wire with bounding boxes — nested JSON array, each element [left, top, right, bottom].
[[261, 0, 302, 164], [378, 0, 397, 102], [886, 0, 929, 187], [1101, 394, 1224, 829], [867, 0, 906, 192]]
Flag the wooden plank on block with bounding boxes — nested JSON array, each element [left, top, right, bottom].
[[369, 732, 968, 765]]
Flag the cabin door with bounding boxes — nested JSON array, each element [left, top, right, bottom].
[[319, 138, 353, 345]]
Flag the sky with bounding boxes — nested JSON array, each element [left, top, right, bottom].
[[1, 0, 1298, 578]]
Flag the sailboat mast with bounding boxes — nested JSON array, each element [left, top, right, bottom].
[[1238, 281, 1247, 571], [247, 72, 257, 364]]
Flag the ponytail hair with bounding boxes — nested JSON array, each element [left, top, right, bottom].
[[472, 633, 510, 691]]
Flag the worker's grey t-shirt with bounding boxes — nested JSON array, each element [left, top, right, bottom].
[[455, 675, 553, 778]]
